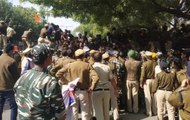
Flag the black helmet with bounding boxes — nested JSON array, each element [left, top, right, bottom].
[[31, 44, 52, 65], [159, 59, 169, 70]]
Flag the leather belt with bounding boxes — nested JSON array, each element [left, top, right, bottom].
[[93, 88, 109, 91], [75, 88, 86, 91], [159, 89, 172, 91]]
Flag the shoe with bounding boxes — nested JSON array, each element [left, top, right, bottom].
[[143, 112, 152, 117], [127, 111, 133, 114], [133, 111, 139, 114]]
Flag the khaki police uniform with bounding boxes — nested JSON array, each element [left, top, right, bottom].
[[92, 62, 111, 120], [56, 49, 99, 120], [177, 69, 187, 85], [102, 53, 120, 120], [50, 57, 75, 77], [168, 86, 190, 120], [152, 71, 178, 120], [175, 69, 187, 120], [140, 52, 157, 116]]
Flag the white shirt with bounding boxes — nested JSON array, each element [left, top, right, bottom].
[[7, 27, 16, 38], [92, 62, 113, 89], [21, 57, 34, 75]]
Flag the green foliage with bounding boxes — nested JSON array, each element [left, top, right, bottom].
[[73, 23, 109, 37], [0, 0, 43, 41], [20, 0, 190, 34]]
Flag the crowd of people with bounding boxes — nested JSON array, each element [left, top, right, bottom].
[[0, 19, 190, 120]]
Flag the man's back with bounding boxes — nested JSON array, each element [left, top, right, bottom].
[[14, 67, 65, 119], [0, 53, 18, 90], [7, 27, 16, 38], [0, 34, 7, 50], [140, 59, 157, 83], [125, 58, 141, 81], [50, 57, 75, 76], [68, 60, 92, 89], [22, 30, 31, 38], [40, 27, 47, 38]]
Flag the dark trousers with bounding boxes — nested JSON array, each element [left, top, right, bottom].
[[0, 90, 17, 120]]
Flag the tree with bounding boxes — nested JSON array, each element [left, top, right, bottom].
[[0, 0, 43, 41], [19, 0, 190, 34], [151, 0, 190, 19], [73, 23, 109, 37]]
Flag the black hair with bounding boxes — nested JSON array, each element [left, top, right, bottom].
[[4, 43, 13, 54], [75, 54, 84, 59], [93, 52, 102, 62], [61, 50, 67, 56], [67, 49, 73, 58]]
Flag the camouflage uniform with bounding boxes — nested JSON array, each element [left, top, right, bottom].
[[14, 66, 65, 120], [110, 57, 127, 110]]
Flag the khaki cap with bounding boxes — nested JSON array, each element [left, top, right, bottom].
[[75, 49, 84, 57], [89, 49, 97, 54], [145, 51, 152, 56], [102, 53, 109, 59]]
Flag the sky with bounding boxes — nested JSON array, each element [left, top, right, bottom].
[[8, 0, 80, 31]]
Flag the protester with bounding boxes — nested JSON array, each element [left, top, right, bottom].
[[125, 49, 142, 113], [38, 24, 51, 46], [0, 20, 7, 36], [21, 28, 33, 49], [20, 48, 34, 75], [7, 25, 16, 43], [0, 31, 7, 50]]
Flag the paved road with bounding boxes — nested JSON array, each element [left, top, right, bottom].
[[3, 104, 157, 120]]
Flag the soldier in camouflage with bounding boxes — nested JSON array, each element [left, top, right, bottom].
[[14, 44, 65, 120]]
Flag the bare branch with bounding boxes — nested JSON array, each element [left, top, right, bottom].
[[151, 0, 190, 19]]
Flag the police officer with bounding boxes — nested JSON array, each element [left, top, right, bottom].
[[56, 49, 99, 120], [152, 60, 178, 120], [140, 51, 157, 116], [102, 52, 120, 120], [92, 52, 111, 120], [168, 62, 190, 120], [50, 49, 75, 77]]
